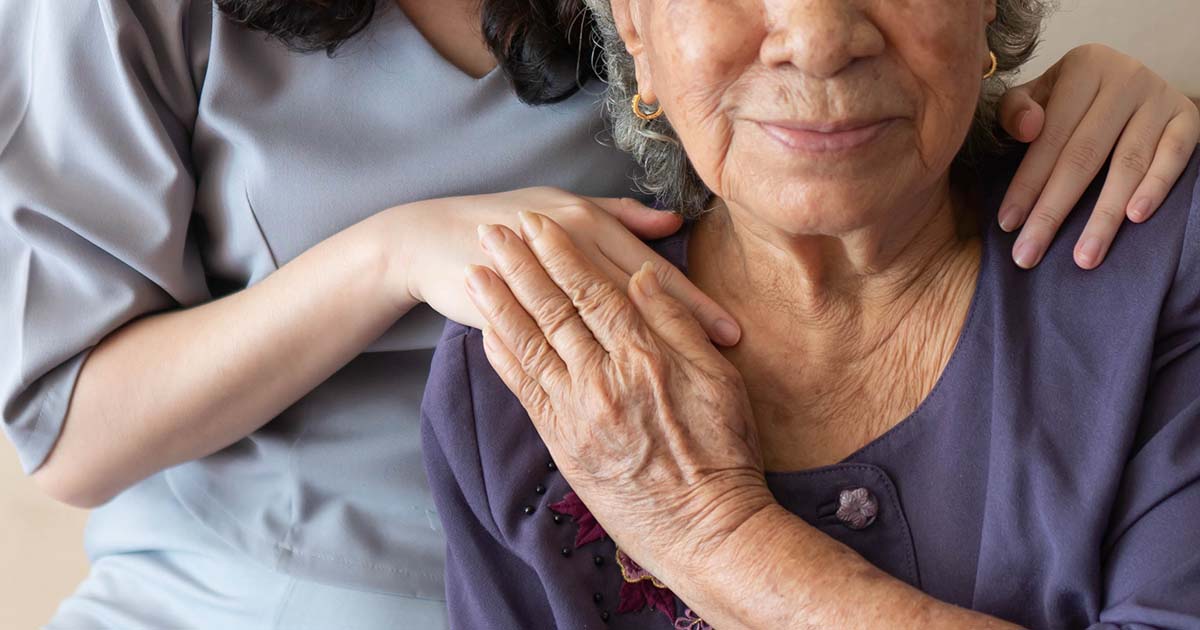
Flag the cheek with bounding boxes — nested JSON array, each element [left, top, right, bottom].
[[648, 1, 763, 192], [888, 3, 987, 166]]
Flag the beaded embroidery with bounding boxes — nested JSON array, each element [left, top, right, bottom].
[[549, 492, 713, 628]]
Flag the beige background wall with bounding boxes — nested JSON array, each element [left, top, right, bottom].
[[2, 3, 1199, 630], [1018, 0, 1200, 95]]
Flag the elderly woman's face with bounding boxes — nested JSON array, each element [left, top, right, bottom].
[[617, 0, 997, 233]]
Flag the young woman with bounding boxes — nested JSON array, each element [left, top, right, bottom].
[[0, 0, 1195, 627]]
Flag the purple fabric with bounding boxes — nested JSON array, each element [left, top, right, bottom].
[[421, 149, 1200, 630]]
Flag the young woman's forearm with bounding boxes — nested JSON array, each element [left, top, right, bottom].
[[31, 215, 411, 508]]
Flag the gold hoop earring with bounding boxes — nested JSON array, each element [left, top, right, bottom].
[[632, 94, 664, 121], [983, 50, 998, 79]]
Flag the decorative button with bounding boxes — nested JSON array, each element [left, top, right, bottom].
[[547, 460, 557, 471], [836, 487, 878, 530], [593, 554, 604, 567], [522, 505, 535, 516], [561, 547, 572, 557], [600, 610, 610, 623], [552, 514, 564, 525], [593, 592, 604, 604], [535, 484, 547, 495]]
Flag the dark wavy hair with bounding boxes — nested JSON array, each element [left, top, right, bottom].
[[214, 0, 600, 105]]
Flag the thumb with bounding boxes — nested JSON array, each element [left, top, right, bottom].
[[587, 196, 683, 240], [997, 81, 1047, 143]]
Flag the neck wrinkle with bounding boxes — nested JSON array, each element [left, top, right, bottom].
[[691, 182, 980, 364]]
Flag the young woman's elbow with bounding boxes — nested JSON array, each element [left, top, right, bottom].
[[31, 460, 119, 509]]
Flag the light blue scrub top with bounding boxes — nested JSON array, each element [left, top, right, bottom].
[[0, 0, 642, 623]]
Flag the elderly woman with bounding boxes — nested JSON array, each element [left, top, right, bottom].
[[421, 0, 1200, 628]]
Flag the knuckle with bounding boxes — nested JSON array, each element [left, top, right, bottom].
[[1039, 122, 1075, 151], [1090, 202, 1125, 224], [1026, 206, 1067, 232], [1007, 176, 1044, 203], [1063, 139, 1105, 175], [1117, 149, 1151, 175]]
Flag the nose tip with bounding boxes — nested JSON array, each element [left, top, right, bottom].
[[760, 4, 885, 78]]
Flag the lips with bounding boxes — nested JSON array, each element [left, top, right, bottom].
[[756, 118, 898, 153]]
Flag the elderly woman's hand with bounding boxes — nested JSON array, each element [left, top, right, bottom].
[[996, 44, 1200, 269], [465, 211, 773, 576], [465, 211, 1024, 630]]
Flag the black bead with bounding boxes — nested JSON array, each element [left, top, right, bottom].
[[522, 505, 535, 516], [593, 593, 604, 604], [552, 514, 564, 525], [535, 484, 547, 495], [592, 554, 604, 567], [561, 547, 572, 557], [600, 610, 610, 623], [547, 460, 557, 471]]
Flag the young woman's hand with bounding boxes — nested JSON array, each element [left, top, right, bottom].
[[370, 187, 742, 345], [996, 44, 1200, 269]]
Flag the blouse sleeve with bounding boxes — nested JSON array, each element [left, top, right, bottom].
[[1093, 153, 1200, 628], [421, 326, 558, 628], [0, 0, 209, 473]]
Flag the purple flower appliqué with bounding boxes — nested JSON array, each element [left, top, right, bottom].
[[616, 548, 676, 622], [549, 492, 607, 548], [674, 608, 714, 630]]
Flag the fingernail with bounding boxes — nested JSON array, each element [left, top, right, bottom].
[[1128, 197, 1152, 222], [635, 262, 661, 296], [477, 224, 504, 253], [1076, 236, 1101, 268], [998, 205, 1022, 232], [1015, 110, 1030, 139], [519, 211, 544, 238], [1013, 238, 1041, 269], [713, 319, 741, 346], [464, 264, 489, 293]]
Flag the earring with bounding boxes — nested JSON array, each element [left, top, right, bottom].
[[983, 50, 998, 79], [632, 94, 664, 121]]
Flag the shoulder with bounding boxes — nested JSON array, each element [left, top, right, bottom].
[[976, 146, 1200, 314]]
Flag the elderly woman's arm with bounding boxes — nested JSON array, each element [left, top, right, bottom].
[[466, 212, 1200, 629]]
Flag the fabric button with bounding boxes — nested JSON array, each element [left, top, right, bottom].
[[836, 487, 878, 530]]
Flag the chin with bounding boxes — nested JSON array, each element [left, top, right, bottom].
[[723, 170, 917, 238]]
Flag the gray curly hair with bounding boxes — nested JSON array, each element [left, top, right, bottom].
[[583, 0, 1054, 216]]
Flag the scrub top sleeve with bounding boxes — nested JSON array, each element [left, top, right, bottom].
[[1091, 162, 1200, 628], [0, 0, 209, 473], [421, 328, 555, 628]]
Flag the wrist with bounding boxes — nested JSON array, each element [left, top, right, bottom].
[[679, 502, 814, 629], [358, 203, 424, 317]]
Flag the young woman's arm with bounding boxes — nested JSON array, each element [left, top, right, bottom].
[[2, 2, 736, 508]]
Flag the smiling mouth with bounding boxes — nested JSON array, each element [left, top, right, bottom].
[[756, 118, 898, 153]]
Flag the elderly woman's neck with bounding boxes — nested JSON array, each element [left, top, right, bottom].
[[689, 186, 981, 364]]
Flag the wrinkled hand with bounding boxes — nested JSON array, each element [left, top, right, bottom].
[[377, 187, 741, 345], [465, 211, 772, 579], [996, 44, 1200, 269]]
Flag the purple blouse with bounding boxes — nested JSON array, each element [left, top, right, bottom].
[[422, 150, 1200, 629]]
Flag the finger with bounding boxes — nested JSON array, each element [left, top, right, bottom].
[[517, 211, 654, 355], [1071, 103, 1170, 269], [1127, 109, 1200, 224], [628, 263, 723, 368], [584, 196, 683, 240], [480, 327, 555, 425], [477, 224, 605, 369], [464, 263, 571, 390], [1012, 86, 1139, 269], [997, 67, 1102, 233], [998, 84, 1047, 143], [596, 225, 742, 346], [589, 246, 634, 290]]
